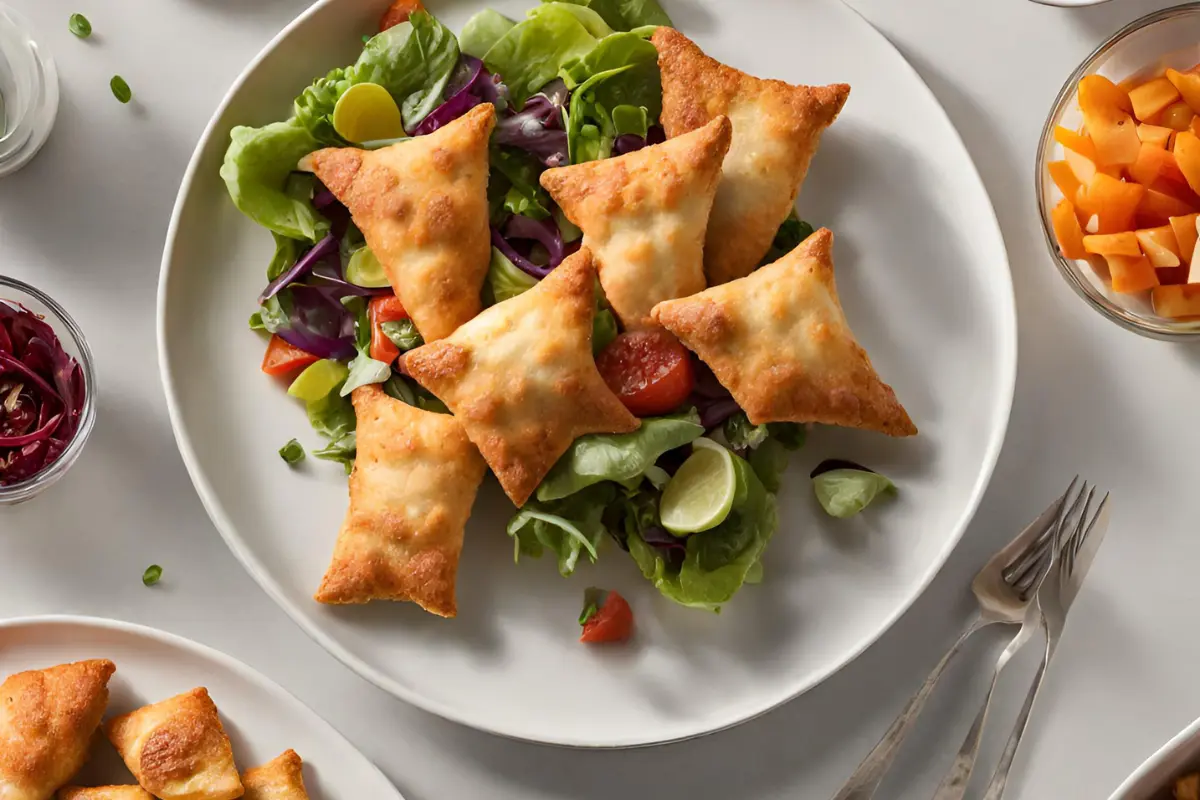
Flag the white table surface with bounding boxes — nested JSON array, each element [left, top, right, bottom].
[[1, 0, 1193, 797]]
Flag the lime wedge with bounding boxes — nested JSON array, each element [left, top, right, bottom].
[[345, 246, 390, 288], [287, 359, 348, 403], [659, 438, 737, 536], [332, 83, 405, 144]]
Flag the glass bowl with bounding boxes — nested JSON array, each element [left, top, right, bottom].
[[1037, 3, 1200, 340], [0, 276, 96, 504], [0, 3, 59, 178]]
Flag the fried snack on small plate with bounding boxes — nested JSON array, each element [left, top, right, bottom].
[[104, 687, 242, 800], [541, 116, 732, 329], [314, 385, 486, 617], [58, 788, 153, 800], [403, 248, 639, 505], [653, 228, 915, 436], [243, 749, 309, 800], [310, 102, 495, 341], [0, 659, 115, 800], [653, 27, 849, 286]]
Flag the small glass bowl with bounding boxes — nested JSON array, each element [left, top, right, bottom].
[[0, 276, 96, 504], [0, 3, 59, 178], [1036, 3, 1200, 340]]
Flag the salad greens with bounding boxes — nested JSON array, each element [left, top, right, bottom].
[[68, 13, 92, 38], [110, 75, 131, 104], [811, 460, 897, 518], [142, 565, 163, 587], [224, 0, 895, 614]]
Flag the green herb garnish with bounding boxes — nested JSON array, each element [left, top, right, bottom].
[[142, 564, 163, 586], [279, 438, 305, 465], [110, 75, 132, 104], [68, 13, 92, 38], [811, 460, 896, 518]]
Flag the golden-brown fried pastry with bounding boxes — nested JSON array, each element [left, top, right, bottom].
[[403, 248, 639, 506], [314, 385, 486, 616], [310, 102, 495, 341], [58, 789, 153, 800], [653, 27, 850, 285], [540, 116, 732, 329], [652, 228, 915, 436], [242, 750, 308, 800], [104, 688, 242, 800], [0, 659, 115, 800]]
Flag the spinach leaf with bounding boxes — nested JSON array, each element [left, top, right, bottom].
[[353, 12, 461, 130], [267, 233, 301, 281], [490, 146, 553, 220], [380, 319, 423, 352], [762, 214, 816, 265], [486, 247, 538, 304], [537, 410, 704, 502], [483, 5, 598, 106], [530, 2, 614, 38], [544, 0, 673, 31]]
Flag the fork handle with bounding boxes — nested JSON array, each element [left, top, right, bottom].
[[830, 615, 991, 800], [981, 640, 1053, 800]]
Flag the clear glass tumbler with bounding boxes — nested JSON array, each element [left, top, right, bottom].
[[0, 3, 58, 178]]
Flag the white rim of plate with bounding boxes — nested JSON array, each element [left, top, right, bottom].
[[0, 614, 401, 796], [156, 0, 1018, 747], [1107, 715, 1200, 799]]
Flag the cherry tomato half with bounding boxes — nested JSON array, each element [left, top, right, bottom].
[[261, 335, 319, 376], [379, 0, 424, 31], [580, 591, 633, 643], [368, 294, 409, 365], [596, 330, 695, 417]]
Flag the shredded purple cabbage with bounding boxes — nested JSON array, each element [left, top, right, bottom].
[[258, 233, 338, 305], [641, 525, 687, 567], [490, 226, 551, 279], [0, 301, 85, 485], [491, 213, 581, 280], [690, 359, 741, 428], [613, 125, 666, 156], [312, 188, 336, 209], [411, 56, 511, 137], [275, 285, 357, 361], [494, 79, 570, 168]]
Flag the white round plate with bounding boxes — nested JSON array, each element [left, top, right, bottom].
[[158, 0, 1016, 747], [0, 616, 401, 795], [1109, 715, 1200, 799]]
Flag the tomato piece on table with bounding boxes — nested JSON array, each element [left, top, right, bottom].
[[579, 589, 633, 644], [379, 0, 424, 31], [368, 294, 409, 364], [596, 330, 695, 417], [261, 335, 320, 376]]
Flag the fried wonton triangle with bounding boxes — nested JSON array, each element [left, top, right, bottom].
[[314, 385, 486, 617], [652, 229, 916, 436], [58, 789, 153, 800], [243, 750, 309, 800], [105, 688, 242, 800], [310, 102, 495, 341], [653, 27, 850, 286], [403, 248, 640, 506], [0, 659, 115, 800], [540, 116, 732, 329]]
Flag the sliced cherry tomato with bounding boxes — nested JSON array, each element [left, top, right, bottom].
[[368, 294, 410, 364], [379, 0, 424, 31], [596, 330, 695, 417], [579, 590, 633, 644], [261, 335, 319, 376]]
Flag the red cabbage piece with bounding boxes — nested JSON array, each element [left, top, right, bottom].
[[275, 286, 357, 360], [0, 300, 85, 485], [258, 233, 338, 304], [689, 359, 740, 428], [613, 125, 666, 156], [491, 213, 580, 280], [494, 80, 569, 168], [411, 56, 509, 137], [640, 525, 687, 568]]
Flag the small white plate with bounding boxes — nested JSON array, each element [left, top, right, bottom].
[[1109, 716, 1200, 799], [0, 616, 402, 796], [1030, 0, 1113, 7], [158, 0, 1016, 746]]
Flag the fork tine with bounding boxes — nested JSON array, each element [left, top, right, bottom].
[[1066, 487, 1096, 575], [1002, 476, 1078, 582]]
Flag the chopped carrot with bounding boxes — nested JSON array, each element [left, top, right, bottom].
[[1170, 213, 1200, 264], [1130, 77, 1181, 122], [1085, 173, 1145, 233], [1105, 254, 1159, 293], [1153, 284, 1200, 317], [1138, 123, 1173, 148], [1083, 232, 1141, 257], [1137, 188, 1198, 227], [1048, 160, 1082, 201], [1135, 226, 1182, 267], [1055, 126, 1097, 160]]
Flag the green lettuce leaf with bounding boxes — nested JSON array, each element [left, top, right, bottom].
[[220, 121, 327, 241], [592, 308, 618, 354], [380, 319, 423, 352], [762, 213, 816, 266], [812, 467, 896, 518], [460, 9, 517, 60], [306, 384, 357, 474], [537, 410, 704, 502], [292, 66, 353, 144], [529, 2, 614, 38], [748, 438, 788, 493], [564, 32, 660, 164], [354, 11, 461, 130], [489, 146, 552, 221], [483, 5, 598, 106], [486, 247, 538, 304], [544, 0, 672, 31], [266, 233, 300, 281], [628, 453, 777, 610], [508, 483, 616, 576]]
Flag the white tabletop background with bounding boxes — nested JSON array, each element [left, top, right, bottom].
[[1, 0, 1193, 797]]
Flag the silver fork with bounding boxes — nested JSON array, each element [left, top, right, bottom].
[[932, 479, 1104, 798], [830, 479, 1077, 800], [980, 483, 1111, 800]]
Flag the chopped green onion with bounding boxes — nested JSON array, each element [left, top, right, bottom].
[[142, 564, 163, 586], [68, 13, 92, 38], [279, 439, 305, 465], [110, 75, 132, 104], [578, 603, 598, 626]]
